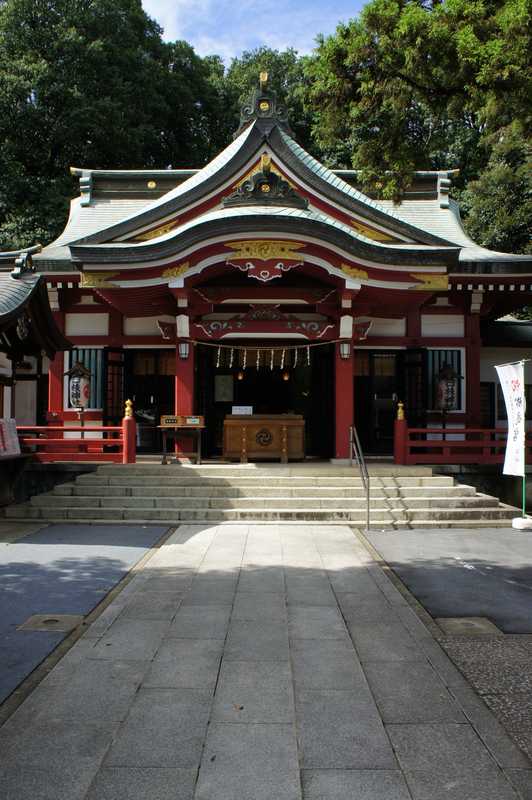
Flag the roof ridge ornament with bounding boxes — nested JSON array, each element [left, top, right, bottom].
[[234, 72, 293, 138], [12, 251, 36, 279], [223, 154, 308, 210]]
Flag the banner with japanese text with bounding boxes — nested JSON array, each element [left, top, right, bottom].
[[495, 361, 526, 477]]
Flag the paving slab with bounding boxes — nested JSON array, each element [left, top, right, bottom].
[[144, 638, 223, 690], [301, 769, 411, 800], [85, 767, 197, 800], [288, 605, 348, 640], [0, 765, 101, 800], [211, 660, 293, 724], [348, 620, 425, 662], [232, 591, 286, 622], [296, 689, 396, 769], [224, 619, 289, 661], [364, 660, 466, 724], [89, 618, 170, 661], [290, 638, 367, 690], [195, 722, 301, 800], [166, 605, 232, 639], [105, 688, 211, 768]]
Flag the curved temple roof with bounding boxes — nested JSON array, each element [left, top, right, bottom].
[[0, 257, 71, 358], [30, 77, 532, 278]]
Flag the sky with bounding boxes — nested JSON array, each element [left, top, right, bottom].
[[141, 0, 365, 63]]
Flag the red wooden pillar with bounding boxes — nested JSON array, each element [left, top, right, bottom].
[[334, 341, 354, 460], [465, 314, 481, 426], [48, 312, 65, 419], [174, 342, 195, 456]]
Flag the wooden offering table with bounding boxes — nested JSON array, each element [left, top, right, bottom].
[[158, 415, 205, 464], [223, 415, 305, 463]]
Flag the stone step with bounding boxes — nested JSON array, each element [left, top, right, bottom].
[[30, 493, 500, 511], [74, 474, 456, 488], [53, 483, 477, 499], [94, 464, 434, 478], [5, 503, 514, 523]]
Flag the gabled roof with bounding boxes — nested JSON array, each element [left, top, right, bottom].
[[0, 255, 71, 358], [33, 77, 532, 276]]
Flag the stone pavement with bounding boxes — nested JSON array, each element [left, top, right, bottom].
[[1, 523, 531, 800]]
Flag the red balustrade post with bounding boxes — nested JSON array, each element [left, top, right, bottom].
[[394, 402, 408, 464], [122, 399, 136, 464]]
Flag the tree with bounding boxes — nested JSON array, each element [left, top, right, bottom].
[[458, 123, 532, 255], [304, 0, 531, 203], [0, 0, 223, 249]]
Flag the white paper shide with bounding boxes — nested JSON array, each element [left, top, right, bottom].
[[495, 361, 526, 477]]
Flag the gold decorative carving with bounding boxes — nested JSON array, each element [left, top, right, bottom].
[[162, 262, 190, 278], [411, 273, 449, 291], [225, 240, 305, 261], [80, 271, 118, 288], [233, 158, 296, 190], [341, 264, 368, 281], [131, 220, 179, 242], [350, 220, 399, 243]]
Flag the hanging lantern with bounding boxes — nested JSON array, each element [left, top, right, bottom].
[[65, 361, 92, 409]]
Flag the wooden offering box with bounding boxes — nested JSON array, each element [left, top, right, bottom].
[[223, 415, 304, 463]]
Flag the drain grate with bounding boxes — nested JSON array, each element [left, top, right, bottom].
[[17, 614, 84, 632]]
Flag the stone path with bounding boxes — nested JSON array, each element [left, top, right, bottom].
[[1, 523, 531, 800]]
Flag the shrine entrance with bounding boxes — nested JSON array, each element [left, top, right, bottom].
[[196, 342, 334, 459]]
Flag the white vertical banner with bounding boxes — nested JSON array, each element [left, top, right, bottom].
[[495, 361, 526, 476]]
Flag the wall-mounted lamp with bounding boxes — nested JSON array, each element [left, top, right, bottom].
[[282, 370, 290, 382], [339, 341, 352, 360], [178, 341, 190, 360], [237, 370, 244, 381]]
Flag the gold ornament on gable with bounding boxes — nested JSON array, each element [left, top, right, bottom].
[[80, 271, 118, 288], [225, 240, 305, 262], [340, 264, 368, 281], [350, 220, 399, 243], [131, 220, 179, 242], [411, 273, 449, 291], [162, 262, 190, 279]]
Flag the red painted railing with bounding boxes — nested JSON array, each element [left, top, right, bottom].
[[394, 414, 532, 465], [17, 401, 136, 464]]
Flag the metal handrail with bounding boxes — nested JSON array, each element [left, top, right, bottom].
[[349, 425, 370, 532]]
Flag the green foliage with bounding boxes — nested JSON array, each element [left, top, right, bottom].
[[459, 124, 532, 254], [0, 0, 225, 249], [305, 0, 531, 204]]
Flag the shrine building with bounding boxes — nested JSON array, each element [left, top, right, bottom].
[[10, 76, 532, 461]]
